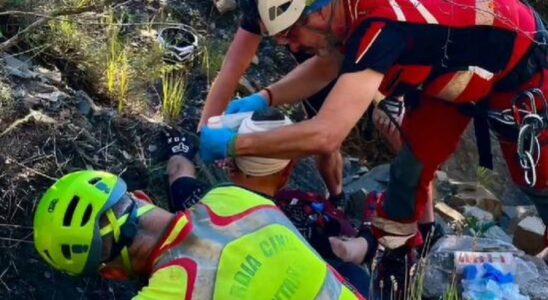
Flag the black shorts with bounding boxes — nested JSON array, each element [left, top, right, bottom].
[[168, 177, 210, 212]]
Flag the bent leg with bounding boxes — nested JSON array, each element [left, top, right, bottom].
[[376, 97, 471, 248], [167, 156, 210, 212], [316, 151, 344, 198]]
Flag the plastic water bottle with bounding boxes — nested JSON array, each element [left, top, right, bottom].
[[207, 112, 253, 130]]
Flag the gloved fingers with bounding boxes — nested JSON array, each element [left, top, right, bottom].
[[199, 127, 236, 163], [225, 93, 268, 114]]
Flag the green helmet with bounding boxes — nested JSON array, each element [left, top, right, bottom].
[[34, 170, 133, 276]]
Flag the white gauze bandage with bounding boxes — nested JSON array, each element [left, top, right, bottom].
[[235, 114, 293, 176]]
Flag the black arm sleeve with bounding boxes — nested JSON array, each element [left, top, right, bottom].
[[341, 20, 406, 75], [239, 16, 261, 35]]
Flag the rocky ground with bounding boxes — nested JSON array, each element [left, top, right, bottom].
[[0, 0, 547, 299]]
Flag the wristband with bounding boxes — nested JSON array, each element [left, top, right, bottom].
[[264, 87, 273, 106], [228, 134, 238, 158]]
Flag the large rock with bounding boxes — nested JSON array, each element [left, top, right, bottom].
[[446, 182, 503, 219], [424, 235, 548, 299], [503, 205, 539, 234], [483, 225, 512, 244], [503, 205, 538, 220], [435, 202, 466, 225], [442, 124, 531, 207], [513, 216, 546, 255], [344, 163, 390, 194]]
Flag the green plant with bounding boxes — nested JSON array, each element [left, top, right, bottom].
[[442, 273, 460, 300], [61, 0, 90, 9], [161, 68, 186, 122], [406, 258, 427, 300], [464, 216, 496, 237], [476, 166, 496, 191], [104, 11, 131, 112]]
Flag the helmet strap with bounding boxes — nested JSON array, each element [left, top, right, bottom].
[[100, 201, 155, 275]]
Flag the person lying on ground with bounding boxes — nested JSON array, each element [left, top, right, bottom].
[[32, 168, 366, 299]]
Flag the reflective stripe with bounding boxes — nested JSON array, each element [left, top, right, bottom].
[[133, 265, 189, 300], [355, 24, 384, 64], [160, 214, 190, 249], [378, 233, 416, 249], [389, 0, 406, 21], [339, 285, 360, 300], [469, 66, 494, 81], [475, 0, 495, 25], [201, 186, 275, 217], [409, 0, 438, 24], [372, 216, 417, 236]]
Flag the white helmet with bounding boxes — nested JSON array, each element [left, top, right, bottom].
[[258, 0, 306, 36], [257, 0, 335, 36]]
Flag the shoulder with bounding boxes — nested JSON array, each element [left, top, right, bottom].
[[342, 19, 407, 74], [132, 259, 197, 300]]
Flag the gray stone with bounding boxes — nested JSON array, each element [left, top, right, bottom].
[[447, 182, 503, 219], [442, 124, 534, 207], [513, 216, 546, 255], [35, 91, 68, 103], [286, 157, 326, 195], [503, 205, 538, 220], [435, 202, 466, 224], [435, 213, 455, 235], [463, 205, 494, 223], [36, 66, 62, 84], [483, 225, 512, 244], [2, 54, 38, 79], [344, 164, 390, 194], [213, 0, 237, 14]]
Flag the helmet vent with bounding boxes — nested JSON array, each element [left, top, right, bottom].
[[63, 196, 80, 226], [81, 204, 93, 227], [269, 2, 292, 20], [88, 177, 101, 185], [61, 244, 71, 260]]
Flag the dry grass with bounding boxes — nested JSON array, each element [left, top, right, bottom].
[[161, 68, 186, 122]]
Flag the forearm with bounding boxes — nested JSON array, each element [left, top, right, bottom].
[[234, 70, 384, 159], [199, 29, 261, 127], [268, 53, 342, 106], [235, 117, 332, 159]]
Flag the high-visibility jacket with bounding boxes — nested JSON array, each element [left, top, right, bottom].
[[133, 186, 365, 300]]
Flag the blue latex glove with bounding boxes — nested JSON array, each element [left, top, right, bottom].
[[200, 127, 237, 163], [226, 92, 268, 114], [463, 265, 478, 280], [482, 263, 514, 284]]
